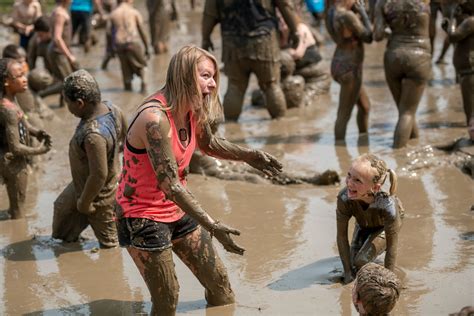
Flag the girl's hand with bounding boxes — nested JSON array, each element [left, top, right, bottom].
[[246, 150, 283, 177], [210, 222, 245, 255]]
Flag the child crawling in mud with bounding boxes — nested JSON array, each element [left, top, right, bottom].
[[352, 262, 401, 315], [336, 153, 404, 284], [52, 69, 127, 248], [0, 58, 52, 219]]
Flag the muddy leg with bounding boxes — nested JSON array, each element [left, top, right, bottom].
[[5, 161, 28, 219], [393, 78, 425, 148], [353, 231, 386, 270], [223, 63, 250, 121], [356, 85, 370, 134], [88, 205, 119, 248], [459, 74, 474, 125], [258, 62, 287, 119], [128, 247, 179, 316], [435, 37, 450, 64], [173, 227, 235, 306], [117, 51, 133, 91], [52, 182, 89, 241], [335, 75, 362, 140]]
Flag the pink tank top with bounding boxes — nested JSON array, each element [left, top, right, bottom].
[[116, 93, 196, 222]]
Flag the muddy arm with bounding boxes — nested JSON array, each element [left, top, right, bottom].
[[53, 12, 75, 62], [336, 213, 353, 283], [341, 5, 373, 43], [202, 0, 219, 50], [117, 107, 128, 152], [142, 110, 244, 255], [446, 17, 474, 43], [384, 210, 401, 271], [24, 117, 52, 144], [136, 12, 149, 56], [276, 0, 300, 35], [373, 0, 387, 41], [77, 134, 108, 214], [1, 108, 50, 156], [197, 123, 282, 177]]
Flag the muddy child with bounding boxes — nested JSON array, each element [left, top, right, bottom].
[[336, 154, 404, 284], [52, 69, 127, 248], [108, 0, 149, 93], [116, 46, 282, 315], [326, 0, 372, 141], [48, 0, 79, 107], [0, 58, 52, 219], [352, 262, 401, 315], [374, 0, 432, 148]]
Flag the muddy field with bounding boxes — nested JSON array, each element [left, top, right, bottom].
[[0, 1, 473, 315]]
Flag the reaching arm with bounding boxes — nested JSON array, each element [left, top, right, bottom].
[[77, 134, 108, 214], [140, 109, 244, 255], [196, 123, 282, 177], [446, 16, 474, 43], [1, 107, 50, 156], [135, 12, 149, 57], [201, 0, 219, 51], [373, 0, 387, 41]]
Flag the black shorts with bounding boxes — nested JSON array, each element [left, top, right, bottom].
[[117, 214, 199, 251]]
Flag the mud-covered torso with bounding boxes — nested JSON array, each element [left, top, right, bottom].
[[0, 99, 29, 155], [326, 6, 365, 65], [50, 8, 72, 53], [336, 187, 404, 233], [110, 3, 141, 45], [383, 0, 431, 51], [69, 102, 122, 206]]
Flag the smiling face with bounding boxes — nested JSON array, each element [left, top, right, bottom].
[[346, 159, 379, 201], [196, 57, 217, 98], [5, 62, 28, 95]]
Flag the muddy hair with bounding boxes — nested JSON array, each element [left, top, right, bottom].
[[355, 263, 401, 315], [162, 45, 222, 126], [0, 58, 15, 99], [63, 69, 101, 105], [357, 153, 398, 195], [2, 44, 26, 60]]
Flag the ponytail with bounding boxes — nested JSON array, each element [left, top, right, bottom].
[[387, 169, 398, 196]]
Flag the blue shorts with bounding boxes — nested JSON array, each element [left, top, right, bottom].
[[117, 214, 199, 251]]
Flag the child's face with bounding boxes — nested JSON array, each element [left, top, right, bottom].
[[352, 278, 368, 315], [5, 62, 28, 94], [64, 94, 84, 118], [346, 160, 376, 200]]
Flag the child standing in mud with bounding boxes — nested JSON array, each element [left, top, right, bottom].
[[352, 262, 401, 315], [116, 46, 283, 315], [326, 0, 372, 141], [373, 0, 431, 148], [0, 58, 52, 219], [52, 69, 127, 248], [108, 0, 149, 93], [336, 154, 404, 284]]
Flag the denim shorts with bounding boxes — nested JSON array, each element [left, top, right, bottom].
[[117, 214, 199, 251]]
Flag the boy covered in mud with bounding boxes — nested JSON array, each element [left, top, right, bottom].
[[108, 0, 149, 92], [0, 58, 52, 219], [352, 262, 401, 315], [52, 69, 127, 248], [337, 154, 404, 284]]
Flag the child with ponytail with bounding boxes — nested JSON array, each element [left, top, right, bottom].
[[336, 153, 404, 284]]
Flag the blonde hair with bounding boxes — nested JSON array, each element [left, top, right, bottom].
[[162, 45, 222, 126], [355, 153, 398, 195], [356, 263, 401, 315]]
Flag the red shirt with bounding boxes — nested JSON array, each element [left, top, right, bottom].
[[116, 93, 196, 222]]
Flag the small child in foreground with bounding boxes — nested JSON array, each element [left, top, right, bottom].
[[352, 262, 401, 315]]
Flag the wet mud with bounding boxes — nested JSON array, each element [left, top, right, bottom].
[[0, 1, 473, 315]]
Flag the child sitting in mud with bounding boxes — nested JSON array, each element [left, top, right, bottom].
[[0, 58, 52, 219], [108, 0, 149, 93], [336, 153, 404, 284], [52, 69, 127, 248], [352, 262, 401, 315]]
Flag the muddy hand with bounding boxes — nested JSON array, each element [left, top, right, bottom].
[[211, 222, 245, 255], [247, 150, 283, 177]]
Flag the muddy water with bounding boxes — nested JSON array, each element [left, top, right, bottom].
[[0, 1, 473, 315]]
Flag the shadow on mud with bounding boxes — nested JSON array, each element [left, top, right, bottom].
[[267, 256, 343, 291], [1, 235, 98, 261]]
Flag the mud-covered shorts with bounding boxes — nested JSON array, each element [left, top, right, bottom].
[[117, 214, 199, 251]]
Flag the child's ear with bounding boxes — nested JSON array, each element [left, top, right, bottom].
[[77, 98, 85, 108]]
